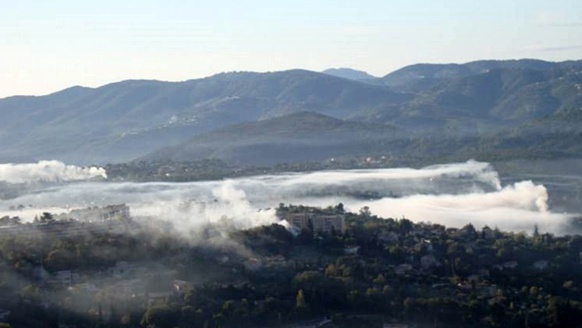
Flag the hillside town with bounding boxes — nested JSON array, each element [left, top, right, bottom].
[[1, 203, 582, 327]]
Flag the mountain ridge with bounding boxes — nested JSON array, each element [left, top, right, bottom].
[[0, 58, 581, 165], [322, 68, 377, 81]]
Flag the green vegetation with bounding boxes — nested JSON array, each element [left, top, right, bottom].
[[103, 157, 404, 182], [2, 205, 582, 327]]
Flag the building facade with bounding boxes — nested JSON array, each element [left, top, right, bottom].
[[285, 213, 345, 234]]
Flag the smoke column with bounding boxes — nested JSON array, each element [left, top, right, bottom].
[[0, 160, 107, 183]]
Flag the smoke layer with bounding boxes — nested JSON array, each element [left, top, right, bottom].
[[0, 160, 107, 183], [0, 160, 578, 235]]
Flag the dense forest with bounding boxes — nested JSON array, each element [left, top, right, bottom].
[[2, 205, 582, 327]]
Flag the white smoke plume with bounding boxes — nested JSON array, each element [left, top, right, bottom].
[[285, 159, 500, 189], [0, 160, 107, 184], [348, 180, 559, 232], [131, 181, 277, 235], [0, 160, 578, 235]]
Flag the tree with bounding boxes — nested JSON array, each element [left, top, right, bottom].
[[39, 212, 54, 223], [141, 305, 177, 328], [45, 249, 73, 271], [398, 218, 413, 234], [293, 271, 325, 294], [296, 290, 307, 308], [373, 274, 386, 285], [359, 206, 371, 217], [460, 223, 477, 240], [0, 216, 20, 226]]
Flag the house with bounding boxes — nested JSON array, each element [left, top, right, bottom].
[[243, 258, 263, 272], [0, 308, 11, 321], [533, 260, 548, 271], [265, 255, 289, 269], [216, 255, 230, 264], [54, 270, 80, 287], [480, 226, 498, 240], [420, 255, 441, 269], [173, 280, 193, 296], [111, 261, 133, 278], [67, 204, 130, 222], [503, 261, 518, 269], [378, 231, 399, 244], [394, 264, 413, 276], [74, 283, 99, 293], [33, 264, 50, 282], [344, 246, 360, 255], [146, 291, 174, 307]]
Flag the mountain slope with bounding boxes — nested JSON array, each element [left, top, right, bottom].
[[0, 70, 409, 164], [481, 108, 582, 159], [140, 112, 406, 166], [1, 59, 581, 165], [380, 59, 582, 93], [143, 107, 582, 166], [353, 63, 582, 131], [322, 68, 377, 81]]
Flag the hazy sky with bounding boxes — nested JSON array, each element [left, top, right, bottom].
[[1, 0, 581, 98]]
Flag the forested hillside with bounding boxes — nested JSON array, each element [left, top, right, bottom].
[[1, 59, 581, 165]]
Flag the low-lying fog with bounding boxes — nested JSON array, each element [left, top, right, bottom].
[[1, 160, 580, 235]]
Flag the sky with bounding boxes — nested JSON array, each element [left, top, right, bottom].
[[1, 0, 581, 98]]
